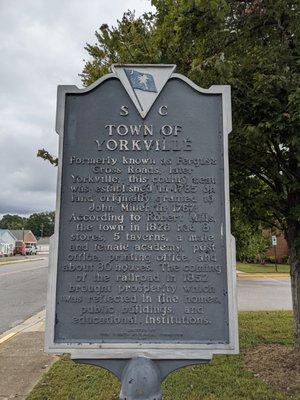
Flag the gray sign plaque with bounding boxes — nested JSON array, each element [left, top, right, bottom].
[[45, 65, 238, 360]]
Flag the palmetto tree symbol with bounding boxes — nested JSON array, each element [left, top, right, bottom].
[[138, 74, 150, 89]]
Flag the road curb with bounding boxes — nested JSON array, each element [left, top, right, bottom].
[[237, 273, 289, 279], [0, 315, 55, 400], [0, 310, 45, 345], [0, 257, 46, 266]]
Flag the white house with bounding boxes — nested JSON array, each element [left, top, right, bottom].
[[37, 237, 50, 253], [0, 229, 17, 256]]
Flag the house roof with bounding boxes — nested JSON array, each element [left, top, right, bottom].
[[9, 230, 32, 241], [0, 229, 17, 241]]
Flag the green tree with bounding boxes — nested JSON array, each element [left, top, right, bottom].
[[39, 0, 300, 345], [0, 214, 26, 230], [231, 215, 269, 263], [25, 212, 55, 238], [230, 169, 274, 262]]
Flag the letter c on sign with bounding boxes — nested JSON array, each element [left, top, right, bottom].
[[159, 105, 168, 116]]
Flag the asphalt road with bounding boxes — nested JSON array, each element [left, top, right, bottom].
[[238, 275, 292, 311], [0, 257, 293, 334], [0, 257, 48, 334]]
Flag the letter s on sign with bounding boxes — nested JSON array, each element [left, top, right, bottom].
[[120, 105, 129, 116], [113, 232, 120, 241]]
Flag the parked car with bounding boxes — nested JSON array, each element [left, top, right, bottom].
[[25, 244, 37, 255], [17, 243, 26, 256], [15, 242, 26, 255]]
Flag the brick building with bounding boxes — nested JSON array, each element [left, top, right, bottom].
[[9, 230, 37, 245], [9, 230, 37, 254], [265, 231, 289, 263]]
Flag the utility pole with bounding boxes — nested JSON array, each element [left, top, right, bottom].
[[40, 223, 44, 238]]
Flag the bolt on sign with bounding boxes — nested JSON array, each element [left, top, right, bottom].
[[45, 65, 238, 396]]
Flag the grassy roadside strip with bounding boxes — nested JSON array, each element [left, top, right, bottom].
[[0, 257, 45, 266], [26, 311, 298, 400], [237, 263, 290, 274]]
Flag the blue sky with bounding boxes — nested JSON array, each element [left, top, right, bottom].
[[0, 0, 153, 216]]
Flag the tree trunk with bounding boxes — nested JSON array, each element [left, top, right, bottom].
[[286, 218, 300, 348]]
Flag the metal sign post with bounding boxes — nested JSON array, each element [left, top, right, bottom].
[[45, 65, 239, 398], [272, 235, 278, 272]]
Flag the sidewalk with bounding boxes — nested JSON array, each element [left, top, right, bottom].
[[0, 311, 56, 400]]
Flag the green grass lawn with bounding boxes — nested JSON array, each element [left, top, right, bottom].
[[237, 263, 290, 273], [26, 311, 298, 400]]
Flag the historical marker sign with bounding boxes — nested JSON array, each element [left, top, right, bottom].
[[45, 64, 238, 360]]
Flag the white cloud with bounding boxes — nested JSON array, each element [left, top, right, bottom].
[[0, 0, 154, 216]]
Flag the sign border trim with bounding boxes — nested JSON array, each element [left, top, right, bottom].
[[45, 70, 239, 360]]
